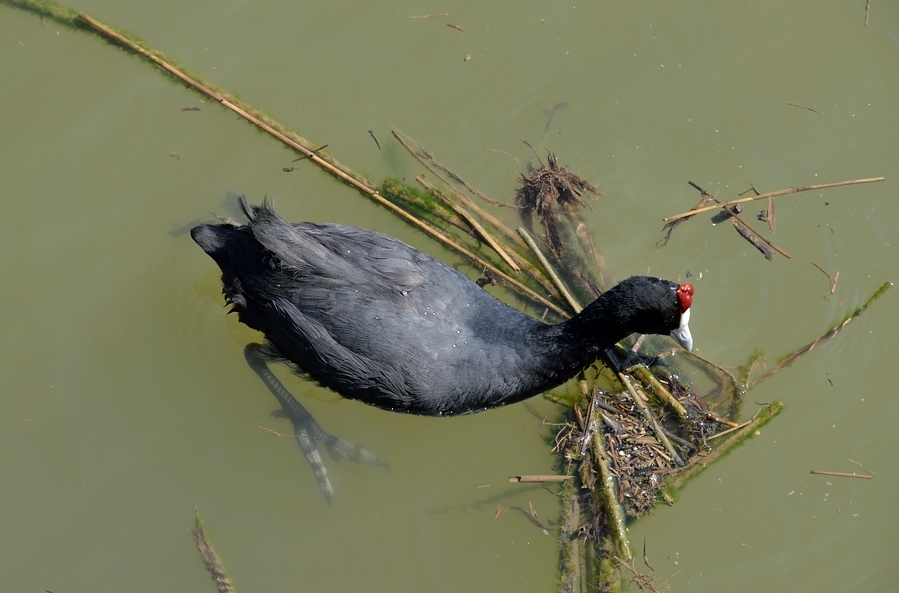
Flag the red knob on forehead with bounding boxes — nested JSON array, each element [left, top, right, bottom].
[[677, 283, 694, 313]]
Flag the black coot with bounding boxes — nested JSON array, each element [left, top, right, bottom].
[[192, 198, 694, 416]]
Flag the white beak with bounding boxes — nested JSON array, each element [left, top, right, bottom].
[[669, 308, 693, 351]]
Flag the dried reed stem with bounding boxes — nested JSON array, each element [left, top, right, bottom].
[[810, 470, 872, 479], [414, 175, 520, 272], [618, 372, 684, 467], [518, 227, 582, 314], [73, 12, 567, 317], [663, 177, 885, 222]]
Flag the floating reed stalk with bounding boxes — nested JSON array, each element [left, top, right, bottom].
[[47, 11, 568, 318], [508, 475, 574, 483], [414, 174, 521, 272], [518, 227, 582, 314], [810, 470, 872, 479], [663, 177, 885, 222]]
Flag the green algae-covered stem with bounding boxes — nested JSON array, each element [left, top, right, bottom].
[[1, 0, 79, 23], [192, 507, 235, 593], [414, 174, 521, 272], [750, 282, 891, 387], [379, 178, 470, 232], [664, 402, 784, 493], [624, 362, 689, 422], [589, 411, 632, 562], [557, 475, 585, 593], [391, 130, 527, 249]]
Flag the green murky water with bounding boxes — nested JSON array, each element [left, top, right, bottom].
[[1, 1, 897, 591]]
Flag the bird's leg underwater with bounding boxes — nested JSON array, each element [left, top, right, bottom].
[[244, 343, 388, 504]]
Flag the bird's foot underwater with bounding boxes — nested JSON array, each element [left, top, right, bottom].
[[245, 343, 388, 504]]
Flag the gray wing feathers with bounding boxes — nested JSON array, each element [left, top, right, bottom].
[[248, 209, 425, 293], [267, 298, 414, 407]]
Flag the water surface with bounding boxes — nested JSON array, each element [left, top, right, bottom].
[[1, 1, 897, 591]]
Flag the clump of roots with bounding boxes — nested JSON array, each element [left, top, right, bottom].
[[515, 152, 599, 254]]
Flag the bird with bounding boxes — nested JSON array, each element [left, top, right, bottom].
[[191, 197, 694, 499]]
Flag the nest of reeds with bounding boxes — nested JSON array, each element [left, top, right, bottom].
[[515, 152, 599, 255]]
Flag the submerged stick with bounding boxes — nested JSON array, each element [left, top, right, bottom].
[[663, 177, 885, 222], [732, 216, 787, 260], [193, 508, 235, 593], [786, 102, 824, 116], [691, 181, 790, 259], [563, 209, 614, 292], [750, 282, 891, 387]]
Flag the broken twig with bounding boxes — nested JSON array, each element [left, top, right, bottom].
[[811, 263, 840, 294]]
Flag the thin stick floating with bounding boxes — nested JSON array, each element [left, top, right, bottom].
[[508, 475, 574, 483], [810, 470, 872, 479], [662, 177, 885, 222]]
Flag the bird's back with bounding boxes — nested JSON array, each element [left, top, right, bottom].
[[192, 210, 549, 415]]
